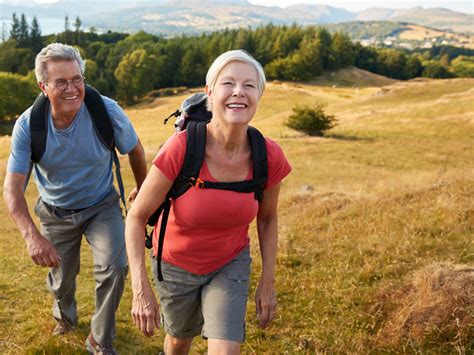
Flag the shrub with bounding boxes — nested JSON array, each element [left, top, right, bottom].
[[0, 71, 38, 119], [285, 102, 336, 136]]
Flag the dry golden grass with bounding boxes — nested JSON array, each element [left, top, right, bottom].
[[374, 263, 473, 351], [0, 69, 473, 353]]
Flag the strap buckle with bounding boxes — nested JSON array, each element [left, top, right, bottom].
[[189, 177, 205, 189]]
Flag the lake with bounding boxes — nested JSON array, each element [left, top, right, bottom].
[[1, 17, 66, 36]]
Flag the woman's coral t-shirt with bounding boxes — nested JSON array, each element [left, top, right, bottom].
[[152, 130, 291, 274]]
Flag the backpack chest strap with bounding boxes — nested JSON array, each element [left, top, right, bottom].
[[188, 176, 266, 196]]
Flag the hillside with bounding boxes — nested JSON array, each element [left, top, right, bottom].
[[309, 67, 397, 87], [356, 7, 474, 34], [0, 73, 473, 353]]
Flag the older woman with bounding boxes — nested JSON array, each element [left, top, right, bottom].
[[125, 49, 291, 354]]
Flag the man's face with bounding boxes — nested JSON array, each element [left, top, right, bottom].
[[39, 60, 85, 121]]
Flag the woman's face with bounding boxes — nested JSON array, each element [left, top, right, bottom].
[[207, 61, 260, 126]]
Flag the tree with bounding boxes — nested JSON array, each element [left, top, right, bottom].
[[0, 39, 35, 74], [114, 48, 158, 104], [10, 13, 20, 41], [422, 60, 452, 78], [1, 21, 7, 42], [84, 59, 100, 82], [316, 27, 332, 69], [376, 49, 408, 79], [179, 47, 206, 87], [74, 16, 82, 45], [265, 54, 302, 81], [330, 32, 355, 69], [0, 72, 38, 119], [297, 35, 323, 77], [354, 44, 378, 73], [234, 28, 255, 53], [405, 55, 423, 78], [18, 14, 30, 48], [449, 56, 474, 78], [30, 16, 42, 53], [64, 15, 71, 44]]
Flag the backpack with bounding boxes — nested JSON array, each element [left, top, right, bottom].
[[163, 92, 212, 131], [29, 85, 127, 212], [147, 93, 268, 281]]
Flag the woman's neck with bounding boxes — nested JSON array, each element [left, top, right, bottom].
[[207, 120, 249, 159]]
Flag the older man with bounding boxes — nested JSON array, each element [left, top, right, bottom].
[[3, 43, 147, 354]]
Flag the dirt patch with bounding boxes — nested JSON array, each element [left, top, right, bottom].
[[372, 263, 473, 349]]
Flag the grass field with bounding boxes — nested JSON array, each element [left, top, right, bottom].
[[0, 68, 472, 354]]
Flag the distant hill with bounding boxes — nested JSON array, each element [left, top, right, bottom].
[[356, 7, 473, 34], [326, 21, 474, 50], [0, 0, 472, 37]]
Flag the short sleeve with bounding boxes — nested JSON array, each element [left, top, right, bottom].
[[153, 131, 187, 181], [7, 108, 33, 175], [102, 96, 139, 154], [265, 138, 292, 189]]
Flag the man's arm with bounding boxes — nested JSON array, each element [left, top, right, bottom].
[[3, 172, 61, 267], [127, 139, 148, 202]]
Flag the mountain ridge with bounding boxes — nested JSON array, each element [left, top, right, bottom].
[[0, 1, 472, 36]]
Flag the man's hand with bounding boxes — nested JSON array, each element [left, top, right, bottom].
[[26, 233, 61, 267]]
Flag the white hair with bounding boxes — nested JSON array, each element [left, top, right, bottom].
[[35, 43, 85, 82], [205, 49, 266, 110]]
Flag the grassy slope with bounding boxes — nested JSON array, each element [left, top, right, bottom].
[[0, 70, 472, 353]]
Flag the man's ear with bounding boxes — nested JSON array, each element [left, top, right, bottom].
[[38, 82, 47, 97]]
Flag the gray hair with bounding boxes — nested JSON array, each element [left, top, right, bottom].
[[35, 43, 86, 82], [206, 49, 266, 110]]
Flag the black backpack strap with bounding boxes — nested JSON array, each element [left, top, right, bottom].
[[147, 121, 208, 280], [248, 126, 268, 202], [155, 199, 171, 281], [84, 85, 127, 213], [84, 85, 114, 149], [30, 93, 49, 163], [170, 120, 207, 198]]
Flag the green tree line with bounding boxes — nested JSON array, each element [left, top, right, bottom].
[[1, 15, 473, 119]]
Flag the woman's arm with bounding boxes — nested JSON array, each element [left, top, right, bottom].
[[126, 139, 147, 202], [255, 182, 281, 328], [125, 165, 173, 336]]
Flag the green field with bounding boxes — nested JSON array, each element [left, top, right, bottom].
[[0, 69, 472, 353]]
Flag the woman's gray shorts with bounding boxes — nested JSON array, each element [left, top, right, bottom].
[[152, 246, 252, 343]]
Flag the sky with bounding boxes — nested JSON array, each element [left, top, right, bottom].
[[1, 0, 473, 13]]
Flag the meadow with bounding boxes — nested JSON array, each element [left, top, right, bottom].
[[0, 68, 472, 353]]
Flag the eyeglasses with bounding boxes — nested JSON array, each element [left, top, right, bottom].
[[44, 75, 84, 90]]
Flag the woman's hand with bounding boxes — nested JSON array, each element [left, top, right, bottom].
[[131, 282, 161, 336], [255, 278, 277, 328], [126, 166, 174, 336]]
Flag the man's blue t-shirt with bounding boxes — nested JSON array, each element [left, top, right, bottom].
[[7, 96, 138, 209]]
